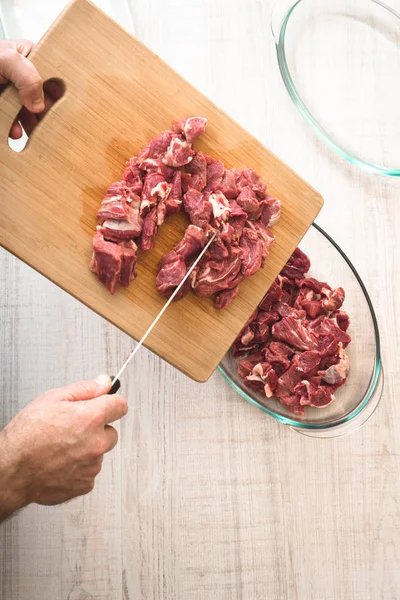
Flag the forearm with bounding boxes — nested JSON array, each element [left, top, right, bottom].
[[0, 428, 28, 522]]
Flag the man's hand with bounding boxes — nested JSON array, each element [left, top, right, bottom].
[[0, 39, 62, 140], [0, 375, 128, 521]]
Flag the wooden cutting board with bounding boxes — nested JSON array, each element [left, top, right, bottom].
[[0, 0, 323, 382]]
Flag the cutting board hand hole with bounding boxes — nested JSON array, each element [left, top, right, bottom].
[[7, 78, 66, 153]]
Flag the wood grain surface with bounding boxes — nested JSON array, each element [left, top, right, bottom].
[[1, 0, 399, 599], [0, 0, 322, 383]]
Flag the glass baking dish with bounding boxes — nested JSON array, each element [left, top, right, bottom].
[[271, 0, 400, 178], [218, 223, 383, 438]]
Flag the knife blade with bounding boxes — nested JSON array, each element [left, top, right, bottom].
[[108, 231, 217, 394]]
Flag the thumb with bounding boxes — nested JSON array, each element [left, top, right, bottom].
[[55, 375, 112, 402], [0, 48, 44, 112]]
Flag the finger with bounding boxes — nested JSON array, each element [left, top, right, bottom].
[[84, 456, 104, 476], [90, 393, 128, 424], [13, 39, 35, 57], [9, 120, 23, 139], [0, 48, 44, 112], [102, 425, 119, 453], [36, 90, 57, 123], [55, 375, 112, 402]]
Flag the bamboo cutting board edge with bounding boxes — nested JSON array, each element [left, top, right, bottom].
[[0, 0, 324, 382]]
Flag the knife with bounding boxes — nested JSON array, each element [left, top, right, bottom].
[[108, 231, 217, 394]]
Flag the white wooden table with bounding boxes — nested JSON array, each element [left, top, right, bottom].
[[1, 1, 399, 598]]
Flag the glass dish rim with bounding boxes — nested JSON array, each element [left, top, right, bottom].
[[272, 0, 400, 178], [217, 222, 383, 430]]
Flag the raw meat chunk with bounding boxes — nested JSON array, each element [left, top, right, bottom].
[[215, 286, 240, 309], [183, 189, 212, 230], [138, 131, 175, 164], [183, 151, 208, 192], [205, 159, 224, 192], [120, 241, 138, 287], [162, 137, 194, 167], [172, 116, 208, 143], [232, 247, 351, 416], [123, 158, 144, 193], [156, 252, 187, 297], [90, 115, 281, 302], [90, 232, 137, 294], [99, 206, 143, 241], [239, 227, 263, 277], [140, 208, 158, 251]]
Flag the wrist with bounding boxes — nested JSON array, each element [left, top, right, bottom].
[[0, 427, 30, 520]]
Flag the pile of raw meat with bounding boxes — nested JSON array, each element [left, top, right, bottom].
[[90, 117, 281, 309], [232, 248, 351, 415]]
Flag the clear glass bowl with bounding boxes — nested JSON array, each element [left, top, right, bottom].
[[271, 0, 400, 178], [218, 223, 383, 438]]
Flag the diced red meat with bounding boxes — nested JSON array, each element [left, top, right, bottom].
[[232, 247, 351, 415], [205, 159, 224, 192], [245, 362, 278, 398], [122, 158, 144, 193], [323, 287, 345, 312], [97, 181, 141, 224], [333, 310, 350, 332], [220, 170, 238, 199], [228, 200, 248, 241], [156, 252, 187, 297], [97, 195, 130, 224], [183, 189, 212, 230], [215, 285, 240, 309], [240, 227, 263, 277], [247, 195, 281, 227], [272, 316, 319, 351], [280, 247, 311, 280], [208, 190, 231, 227], [296, 350, 321, 375], [165, 171, 183, 214], [183, 151, 207, 192], [275, 302, 307, 321], [99, 206, 143, 242], [193, 245, 242, 297], [90, 116, 281, 305], [263, 342, 293, 376], [140, 172, 166, 216], [90, 232, 138, 295], [237, 352, 264, 379], [120, 241, 138, 287], [138, 130, 175, 164], [138, 157, 174, 180], [294, 377, 335, 409], [251, 309, 275, 343], [172, 116, 207, 144], [309, 316, 351, 347], [203, 235, 229, 261], [220, 222, 235, 245], [175, 225, 206, 261], [321, 343, 349, 385], [90, 232, 122, 294], [259, 280, 282, 311], [235, 168, 267, 199], [162, 137, 194, 167], [140, 208, 158, 251], [236, 186, 259, 214]]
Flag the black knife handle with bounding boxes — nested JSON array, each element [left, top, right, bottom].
[[108, 376, 121, 395]]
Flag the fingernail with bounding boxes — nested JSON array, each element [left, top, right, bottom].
[[95, 374, 111, 385]]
